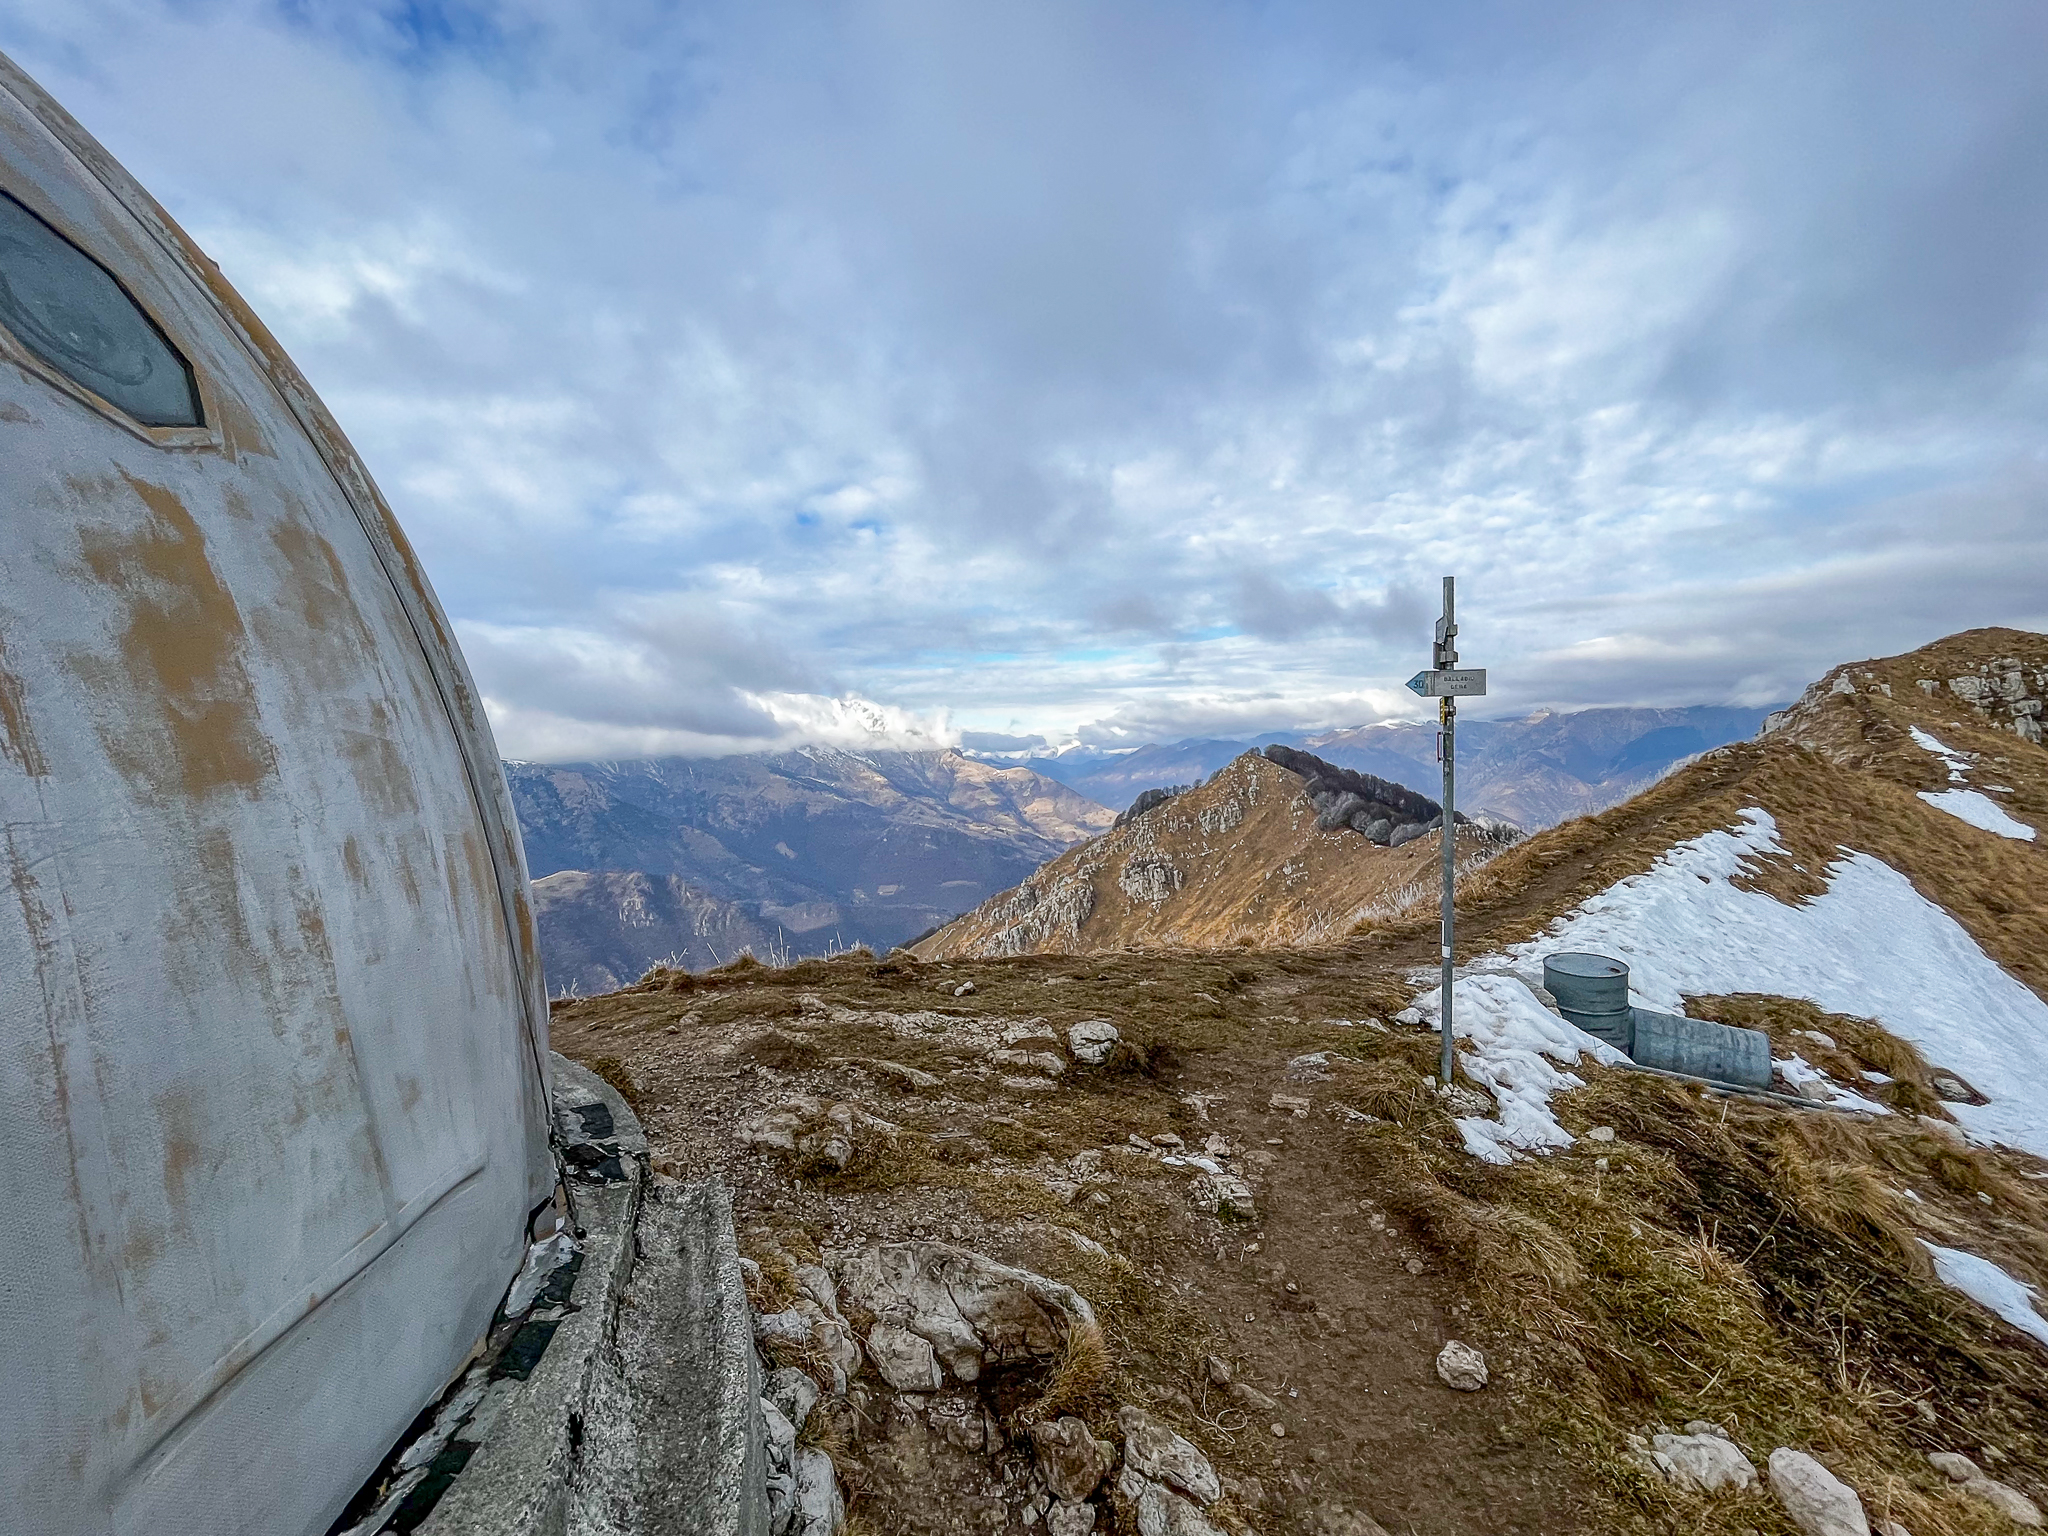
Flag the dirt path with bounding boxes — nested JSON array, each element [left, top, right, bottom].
[[552, 956, 1593, 1535]]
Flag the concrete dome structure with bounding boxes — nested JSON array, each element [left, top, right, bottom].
[[0, 53, 555, 1536]]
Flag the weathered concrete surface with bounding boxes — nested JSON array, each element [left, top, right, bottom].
[[0, 47, 553, 1536], [570, 1180, 768, 1536], [415, 1057, 764, 1536], [418, 1056, 646, 1536]]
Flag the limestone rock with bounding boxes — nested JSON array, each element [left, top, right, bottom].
[[1228, 1380, 1277, 1414], [1928, 1452, 1981, 1483], [792, 1445, 844, 1536], [1004, 1019, 1063, 1051], [1069, 1020, 1120, 1066], [1117, 1469, 1227, 1536], [1118, 1405, 1221, 1504], [1961, 1478, 2042, 1526], [867, 1058, 942, 1092], [1031, 1415, 1117, 1502], [1434, 1341, 1487, 1391], [1047, 1501, 1098, 1536], [926, 1390, 989, 1451], [1916, 1114, 1964, 1145], [954, 981, 976, 996], [991, 1048, 1067, 1077], [1768, 1449, 1869, 1536], [1191, 1171, 1257, 1221], [1268, 1093, 1311, 1117], [833, 1241, 1100, 1384], [1650, 1431, 1758, 1493], [762, 1396, 797, 1469], [813, 1317, 862, 1392], [867, 1321, 944, 1391], [795, 1263, 839, 1314], [742, 1094, 898, 1172], [1439, 1083, 1494, 1118], [1286, 1052, 1332, 1082], [765, 1365, 820, 1433]]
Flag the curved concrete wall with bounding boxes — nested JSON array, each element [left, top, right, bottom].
[[0, 52, 553, 1536]]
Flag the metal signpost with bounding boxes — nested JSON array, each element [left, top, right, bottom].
[[1405, 578, 1485, 1087]]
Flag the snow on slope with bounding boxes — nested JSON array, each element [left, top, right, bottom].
[[1923, 1243, 2048, 1347], [1475, 807, 2048, 1159], [1910, 725, 2037, 841], [1409, 974, 1626, 1165], [1918, 788, 2038, 841]]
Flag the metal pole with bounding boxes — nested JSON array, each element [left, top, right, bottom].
[[1438, 576, 1457, 1087]]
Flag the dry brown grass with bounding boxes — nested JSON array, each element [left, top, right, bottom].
[[583, 1052, 646, 1113], [1316, 1005, 2048, 1533], [1020, 1321, 1114, 1424]]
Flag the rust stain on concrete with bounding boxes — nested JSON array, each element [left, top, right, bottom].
[[208, 385, 272, 462], [0, 632, 48, 776], [154, 1085, 203, 1222], [75, 473, 273, 801]]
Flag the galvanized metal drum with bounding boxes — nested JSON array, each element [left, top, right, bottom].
[[1543, 951, 1634, 1052], [0, 53, 553, 1536], [1631, 1009, 1773, 1089]]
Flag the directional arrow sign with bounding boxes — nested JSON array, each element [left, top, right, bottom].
[[1406, 668, 1487, 697]]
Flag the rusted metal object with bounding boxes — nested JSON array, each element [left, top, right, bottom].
[[0, 51, 554, 1536]]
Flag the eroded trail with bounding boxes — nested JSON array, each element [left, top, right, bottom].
[[553, 954, 1588, 1535]]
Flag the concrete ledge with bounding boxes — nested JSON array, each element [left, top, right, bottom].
[[416, 1055, 646, 1536], [404, 1055, 765, 1535], [574, 1179, 768, 1535]]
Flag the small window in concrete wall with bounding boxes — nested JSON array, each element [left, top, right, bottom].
[[0, 191, 202, 427]]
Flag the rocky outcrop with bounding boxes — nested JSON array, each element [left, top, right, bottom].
[[741, 1095, 900, 1174], [1262, 744, 1449, 845], [917, 752, 1509, 957], [1767, 1449, 1869, 1536], [1928, 1451, 2043, 1526], [830, 1241, 1101, 1383]]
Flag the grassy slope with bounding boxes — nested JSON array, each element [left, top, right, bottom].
[[919, 753, 1480, 959]]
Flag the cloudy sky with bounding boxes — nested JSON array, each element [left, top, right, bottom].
[[6, 1, 2046, 758]]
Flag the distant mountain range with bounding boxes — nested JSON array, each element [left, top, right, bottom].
[[509, 704, 1779, 992], [993, 704, 1781, 829], [508, 749, 1109, 994]]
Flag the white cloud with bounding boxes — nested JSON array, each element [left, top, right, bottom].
[[7, 0, 2046, 757]]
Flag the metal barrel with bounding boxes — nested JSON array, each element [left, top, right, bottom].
[[1630, 1009, 1773, 1088], [1543, 952, 1634, 1052]]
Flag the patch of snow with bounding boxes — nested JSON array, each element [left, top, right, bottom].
[[1910, 726, 2036, 839], [1410, 974, 1626, 1165], [1918, 787, 2037, 841], [1480, 807, 2048, 1157], [1923, 1243, 2048, 1347], [1775, 1054, 1890, 1115], [1910, 726, 1970, 782]]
